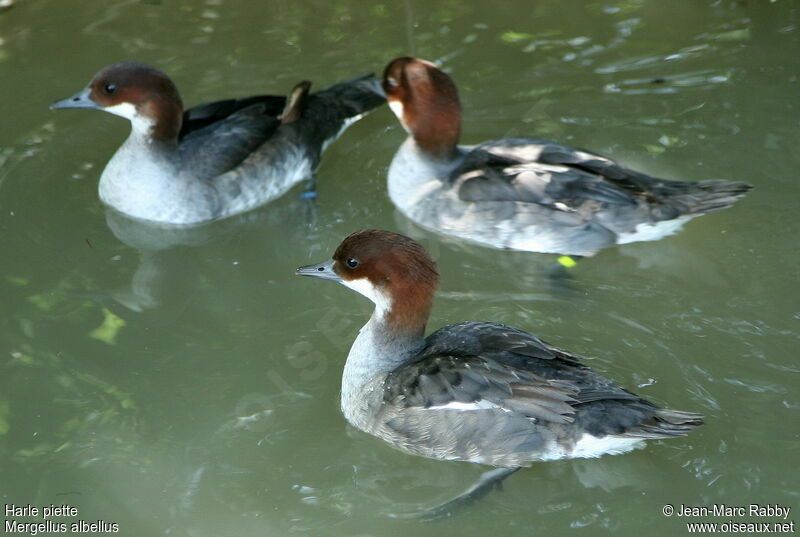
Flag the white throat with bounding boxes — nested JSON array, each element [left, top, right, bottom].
[[105, 102, 156, 137], [339, 276, 423, 431], [340, 278, 392, 320]]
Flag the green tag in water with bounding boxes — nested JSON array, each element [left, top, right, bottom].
[[557, 256, 578, 269]]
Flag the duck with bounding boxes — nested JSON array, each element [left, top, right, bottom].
[[51, 61, 385, 224], [381, 57, 751, 256], [296, 229, 703, 514]]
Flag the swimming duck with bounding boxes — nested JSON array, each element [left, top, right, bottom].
[[52, 61, 385, 224], [297, 229, 703, 514], [382, 57, 750, 256]]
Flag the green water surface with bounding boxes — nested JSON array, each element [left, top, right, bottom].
[[0, 1, 798, 536]]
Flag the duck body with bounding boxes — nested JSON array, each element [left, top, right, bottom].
[[343, 319, 700, 468], [383, 57, 751, 256], [297, 230, 703, 468], [53, 62, 385, 224]]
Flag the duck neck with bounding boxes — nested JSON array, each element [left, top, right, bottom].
[[341, 302, 426, 429], [409, 116, 460, 162], [344, 301, 427, 381], [403, 86, 461, 160], [140, 107, 182, 145], [412, 137, 459, 162]]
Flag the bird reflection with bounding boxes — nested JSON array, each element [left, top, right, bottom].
[[102, 195, 317, 313]]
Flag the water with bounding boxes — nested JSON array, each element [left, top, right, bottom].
[[1, 1, 798, 535]]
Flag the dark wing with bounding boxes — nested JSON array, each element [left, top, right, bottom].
[[535, 141, 659, 193], [180, 95, 286, 137], [175, 75, 383, 182], [178, 97, 285, 180], [385, 323, 624, 423], [385, 322, 645, 426], [453, 138, 750, 220], [540, 142, 751, 217], [452, 138, 650, 209], [385, 353, 580, 425], [385, 322, 702, 443]]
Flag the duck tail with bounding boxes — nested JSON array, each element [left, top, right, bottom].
[[623, 408, 705, 439], [651, 179, 752, 220], [295, 73, 385, 155], [316, 73, 387, 120]]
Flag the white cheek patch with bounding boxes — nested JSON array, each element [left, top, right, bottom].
[[388, 100, 404, 119], [341, 278, 392, 317], [388, 100, 411, 134], [105, 102, 155, 135], [104, 102, 138, 120]]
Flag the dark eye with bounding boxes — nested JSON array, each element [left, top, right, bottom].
[[385, 77, 399, 89], [346, 258, 359, 268], [104, 83, 117, 94]]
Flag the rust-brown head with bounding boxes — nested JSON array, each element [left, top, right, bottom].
[[51, 61, 184, 142], [296, 230, 439, 336], [382, 57, 461, 159]]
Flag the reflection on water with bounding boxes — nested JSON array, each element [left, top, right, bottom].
[[102, 199, 315, 312], [1, 1, 799, 536]]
